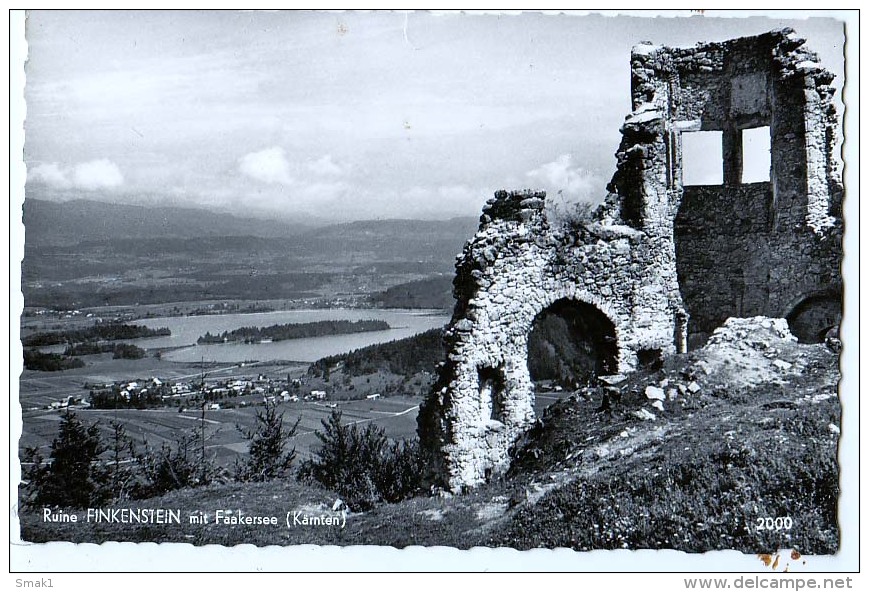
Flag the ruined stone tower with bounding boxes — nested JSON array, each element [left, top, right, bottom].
[[418, 29, 843, 492]]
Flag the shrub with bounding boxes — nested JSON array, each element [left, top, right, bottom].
[[137, 428, 218, 497], [112, 343, 146, 359], [234, 404, 300, 482], [298, 409, 425, 511], [104, 421, 139, 501], [547, 196, 597, 229], [373, 439, 427, 504]]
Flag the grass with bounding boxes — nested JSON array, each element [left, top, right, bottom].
[[18, 476, 514, 548], [492, 393, 839, 553], [492, 334, 841, 554]]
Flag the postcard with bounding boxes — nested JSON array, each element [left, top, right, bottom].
[[9, 9, 859, 576]]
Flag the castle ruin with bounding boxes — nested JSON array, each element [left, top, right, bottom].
[[418, 29, 843, 492]]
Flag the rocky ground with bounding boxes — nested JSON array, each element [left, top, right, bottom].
[[499, 317, 840, 553]]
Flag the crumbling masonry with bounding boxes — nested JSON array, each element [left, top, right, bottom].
[[418, 30, 843, 492]]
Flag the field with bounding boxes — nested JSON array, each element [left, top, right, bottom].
[[17, 333, 570, 467], [22, 206, 476, 310], [21, 385, 569, 468], [20, 396, 423, 465], [20, 356, 407, 460], [19, 355, 279, 410]]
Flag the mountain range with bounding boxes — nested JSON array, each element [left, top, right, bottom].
[[21, 198, 479, 254], [22, 198, 304, 246], [20, 198, 480, 308]]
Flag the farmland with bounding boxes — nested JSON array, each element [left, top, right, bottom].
[[20, 376, 570, 469], [20, 395, 423, 466], [18, 348, 571, 470]]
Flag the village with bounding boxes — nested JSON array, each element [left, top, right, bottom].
[[47, 369, 384, 412]]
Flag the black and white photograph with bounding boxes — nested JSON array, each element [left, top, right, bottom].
[[9, 9, 858, 574]]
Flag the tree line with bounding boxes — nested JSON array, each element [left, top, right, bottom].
[[21, 323, 163, 372], [63, 342, 146, 359], [197, 319, 390, 344], [309, 327, 446, 380], [23, 323, 170, 347], [24, 343, 146, 372], [23, 349, 85, 372]]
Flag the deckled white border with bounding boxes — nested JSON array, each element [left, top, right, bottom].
[[5, 6, 860, 577]]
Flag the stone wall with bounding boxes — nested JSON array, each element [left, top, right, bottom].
[[419, 29, 843, 492], [675, 181, 841, 348], [675, 182, 773, 347]]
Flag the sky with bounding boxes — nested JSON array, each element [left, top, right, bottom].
[[21, 11, 847, 223]]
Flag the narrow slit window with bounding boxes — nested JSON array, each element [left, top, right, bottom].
[[681, 130, 723, 186], [478, 366, 505, 422], [741, 126, 771, 183]]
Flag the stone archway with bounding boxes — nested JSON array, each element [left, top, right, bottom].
[[527, 298, 619, 389], [786, 292, 842, 343]]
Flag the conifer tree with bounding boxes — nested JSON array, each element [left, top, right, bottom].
[[235, 404, 300, 481], [22, 411, 108, 508]]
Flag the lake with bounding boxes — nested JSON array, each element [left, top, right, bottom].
[[135, 308, 451, 363]]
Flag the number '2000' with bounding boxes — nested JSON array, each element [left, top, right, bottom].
[[756, 517, 793, 531]]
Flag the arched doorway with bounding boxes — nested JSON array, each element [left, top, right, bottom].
[[786, 293, 842, 344], [527, 299, 618, 389]]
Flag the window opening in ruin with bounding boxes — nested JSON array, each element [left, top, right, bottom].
[[527, 299, 618, 390], [478, 366, 506, 422], [786, 293, 842, 344], [637, 348, 664, 371], [681, 130, 723, 186], [741, 126, 771, 183]]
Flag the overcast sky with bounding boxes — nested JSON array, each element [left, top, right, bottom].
[[22, 11, 847, 222]]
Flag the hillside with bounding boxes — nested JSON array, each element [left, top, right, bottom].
[[22, 198, 478, 255], [22, 198, 304, 246], [309, 327, 446, 380], [370, 275, 455, 310], [21, 198, 478, 309], [291, 217, 478, 264], [19, 317, 841, 555]]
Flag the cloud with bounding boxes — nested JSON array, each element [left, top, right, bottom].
[[526, 154, 602, 203], [306, 154, 343, 176], [72, 159, 124, 190], [238, 147, 293, 185], [28, 159, 124, 190], [28, 163, 71, 188]]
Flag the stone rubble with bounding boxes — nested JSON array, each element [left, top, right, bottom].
[[645, 386, 666, 401]]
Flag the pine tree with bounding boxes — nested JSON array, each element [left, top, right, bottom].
[[235, 404, 300, 481], [297, 409, 424, 511], [105, 421, 137, 501], [22, 411, 108, 508]]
